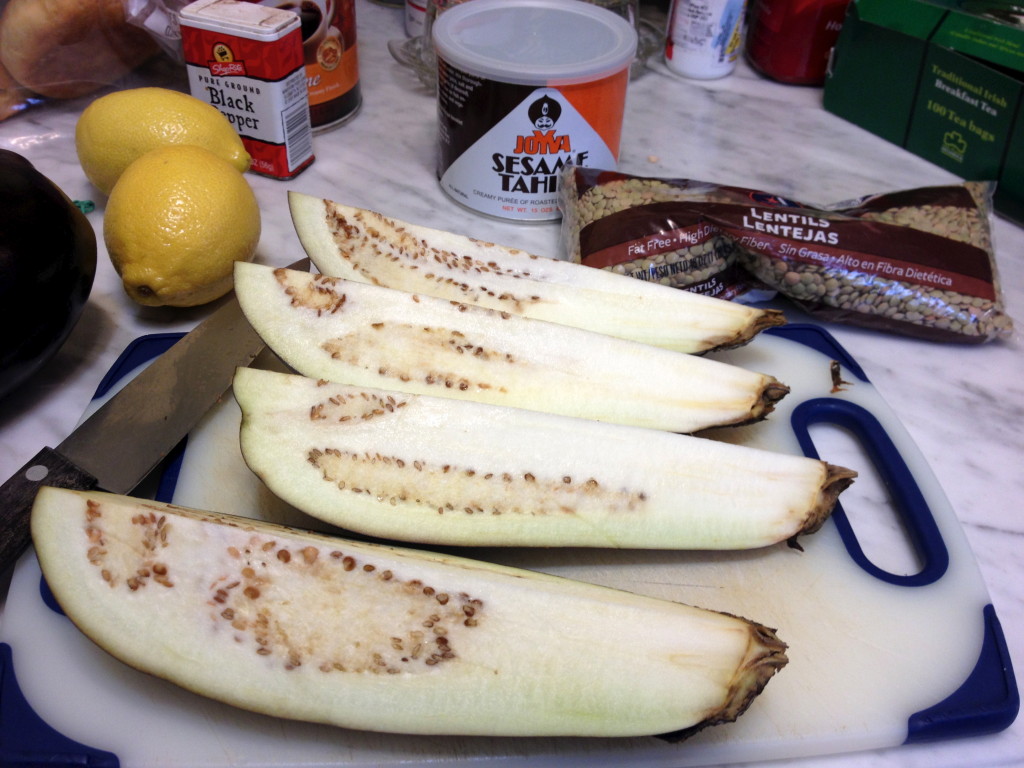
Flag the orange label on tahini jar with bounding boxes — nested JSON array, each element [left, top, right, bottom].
[[431, 0, 636, 221]]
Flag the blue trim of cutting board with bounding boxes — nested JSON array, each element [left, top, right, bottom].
[[35, 334, 190, 620], [1, 332, 186, 768], [766, 324, 1019, 741], [764, 324, 869, 383], [906, 604, 1020, 743], [1, 327, 1017, 765], [769, 323, 952, 586], [86, 333, 189, 503], [0, 643, 119, 767], [790, 398, 950, 587]]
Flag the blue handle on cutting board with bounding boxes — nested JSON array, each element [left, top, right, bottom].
[[768, 324, 950, 585], [1, 327, 1017, 765], [771, 324, 1018, 741], [788, 396, 1018, 737], [790, 397, 949, 587]]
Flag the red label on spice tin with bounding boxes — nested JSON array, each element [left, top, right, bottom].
[[180, 0, 315, 179]]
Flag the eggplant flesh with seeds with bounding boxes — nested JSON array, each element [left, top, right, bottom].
[[0, 149, 96, 400], [288, 191, 785, 355], [31, 487, 788, 738], [234, 367, 854, 549], [233, 262, 789, 434]]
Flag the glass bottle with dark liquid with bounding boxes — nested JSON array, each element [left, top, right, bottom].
[[265, 0, 362, 129]]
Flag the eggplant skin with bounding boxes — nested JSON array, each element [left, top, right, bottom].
[[0, 149, 96, 400]]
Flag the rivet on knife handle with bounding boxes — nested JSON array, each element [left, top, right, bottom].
[[0, 447, 97, 573]]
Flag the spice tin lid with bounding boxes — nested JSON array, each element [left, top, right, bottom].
[[180, 0, 299, 37], [432, 0, 637, 86]]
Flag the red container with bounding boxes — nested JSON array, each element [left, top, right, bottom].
[[746, 0, 850, 85]]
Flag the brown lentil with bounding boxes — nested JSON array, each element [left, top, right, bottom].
[[559, 168, 1012, 343]]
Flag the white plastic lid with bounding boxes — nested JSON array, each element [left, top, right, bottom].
[[432, 0, 637, 86]]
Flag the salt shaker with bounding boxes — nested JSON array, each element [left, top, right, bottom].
[[664, 0, 749, 80]]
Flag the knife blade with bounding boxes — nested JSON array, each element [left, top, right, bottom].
[[0, 259, 308, 574]]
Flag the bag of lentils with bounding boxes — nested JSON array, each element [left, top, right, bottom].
[[559, 167, 778, 303], [559, 167, 1013, 343]]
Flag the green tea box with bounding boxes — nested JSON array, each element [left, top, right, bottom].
[[824, 0, 1024, 223]]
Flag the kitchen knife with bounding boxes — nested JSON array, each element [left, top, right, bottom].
[[0, 259, 308, 575]]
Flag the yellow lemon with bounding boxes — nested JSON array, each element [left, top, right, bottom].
[[104, 145, 261, 307], [76, 87, 251, 195]]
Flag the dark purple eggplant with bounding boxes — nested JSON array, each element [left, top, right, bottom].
[[0, 149, 96, 400]]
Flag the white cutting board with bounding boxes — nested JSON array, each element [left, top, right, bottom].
[[0, 325, 1015, 767]]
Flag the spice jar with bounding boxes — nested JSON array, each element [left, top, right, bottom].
[[251, 0, 362, 130], [746, 0, 850, 85], [665, 0, 749, 80]]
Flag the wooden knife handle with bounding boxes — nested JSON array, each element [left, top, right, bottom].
[[0, 447, 97, 576]]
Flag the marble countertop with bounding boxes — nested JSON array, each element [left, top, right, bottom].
[[1, 1, 1021, 766]]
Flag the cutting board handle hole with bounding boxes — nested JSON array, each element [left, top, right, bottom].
[[808, 421, 923, 575], [792, 398, 949, 586]]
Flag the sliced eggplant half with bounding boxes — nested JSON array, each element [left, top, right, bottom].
[[288, 192, 785, 354], [233, 262, 789, 433], [32, 487, 788, 739], [234, 367, 854, 549]]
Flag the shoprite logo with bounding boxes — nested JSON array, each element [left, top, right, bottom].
[[208, 42, 247, 77]]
